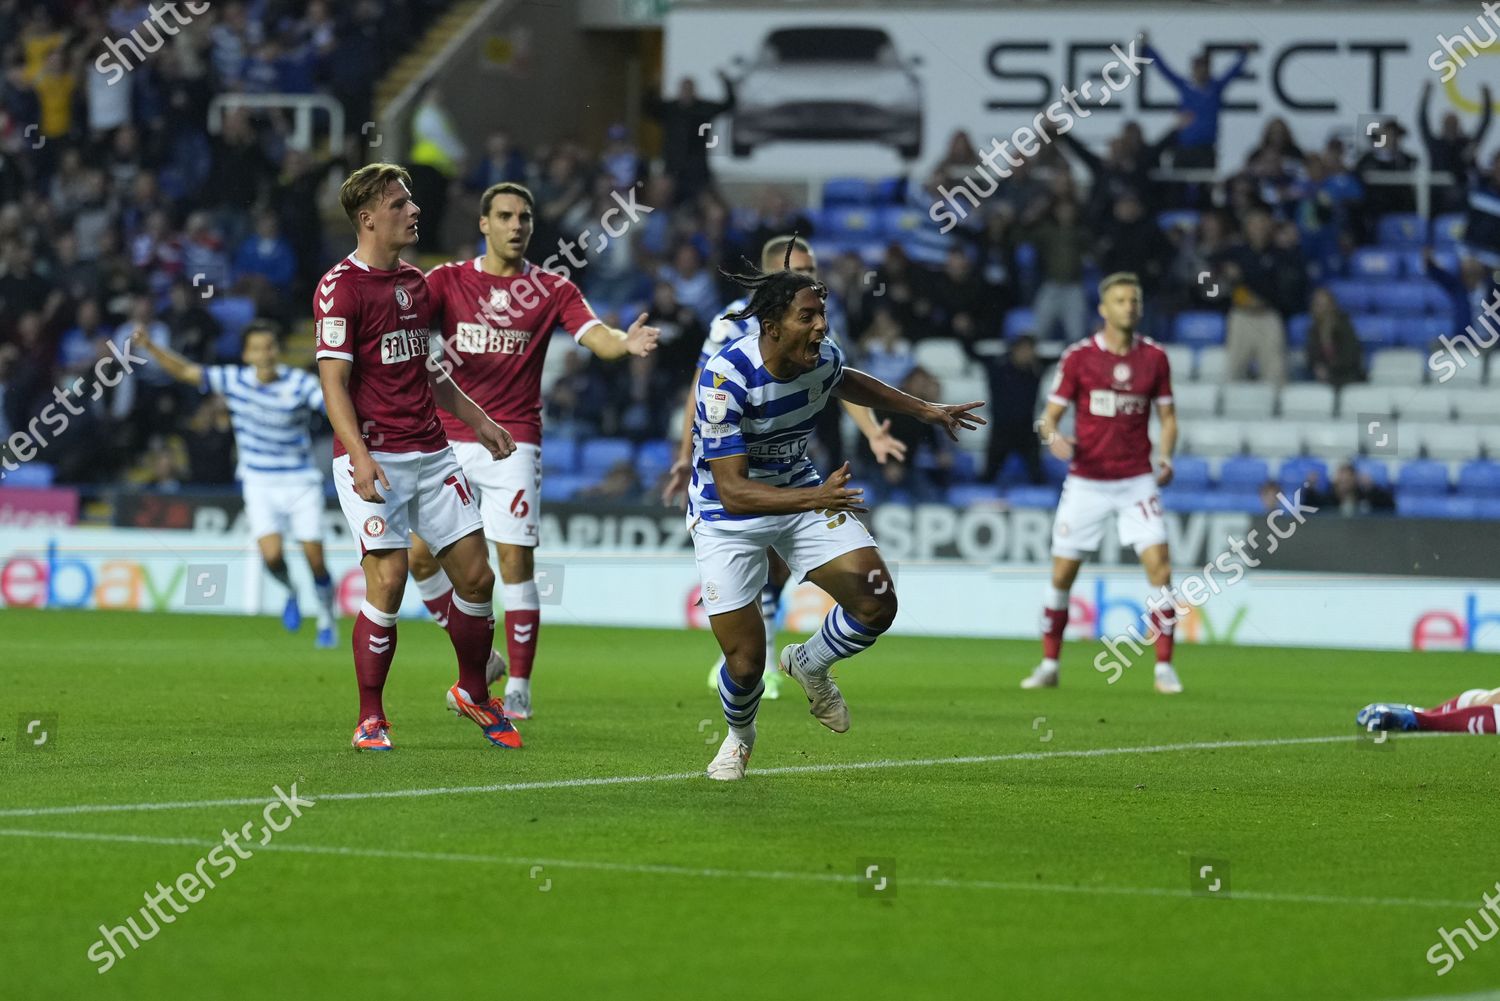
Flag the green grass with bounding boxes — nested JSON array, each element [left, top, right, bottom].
[[2, 608, 1497, 1000]]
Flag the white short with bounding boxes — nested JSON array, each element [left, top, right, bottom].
[[451, 440, 541, 547], [690, 509, 878, 615], [243, 470, 325, 544], [1051, 473, 1168, 559], [332, 448, 482, 555]]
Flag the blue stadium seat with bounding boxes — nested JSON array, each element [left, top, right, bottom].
[[1376, 281, 1429, 317], [539, 473, 591, 503], [1354, 457, 1390, 487], [1458, 460, 1500, 496], [1042, 452, 1069, 484], [1396, 494, 1481, 518], [1279, 457, 1329, 493], [636, 438, 674, 466], [1422, 282, 1455, 315], [1432, 212, 1466, 248], [821, 207, 881, 239], [1218, 456, 1270, 491], [579, 437, 635, 472], [1420, 315, 1456, 345], [1377, 213, 1426, 248], [1006, 485, 1061, 508], [1396, 459, 1450, 496], [1161, 489, 1217, 512], [1350, 248, 1403, 280], [1351, 314, 1400, 347], [2, 463, 55, 487], [947, 484, 1004, 506], [1480, 498, 1500, 520], [822, 177, 873, 206], [1004, 308, 1037, 339], [1325, 279, 1374, 313], [1173, 311, 1226, 346], [1156, 209, 1200, 234], [1168, 455, 1211, 490], [871, 176, 906, 204], [1286, 313, 1311, 348], [542, 438, 579, 474], [877, 206, 923, 240], [1201, 491, 1264, 513], [948, 450, 978, 483]]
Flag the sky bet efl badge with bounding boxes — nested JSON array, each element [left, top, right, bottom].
[[705, 389, 729, 423]]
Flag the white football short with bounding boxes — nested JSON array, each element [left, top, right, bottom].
[[690, 509, 878, 615], [242, 470, 325, 544], [332, 448, 482, 555], [1051, 472, 1167, 559], [450, 440, 541, 547]]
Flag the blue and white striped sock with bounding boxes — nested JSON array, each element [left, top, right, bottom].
[[717, 665, 764, 742], [801, 605, 881, 672]]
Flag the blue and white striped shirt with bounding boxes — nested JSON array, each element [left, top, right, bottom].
[[689, 332, 845, 525], [202, 365, 324, 478]]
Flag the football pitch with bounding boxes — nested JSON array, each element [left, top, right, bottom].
[[3, 608, 1497, 1000]]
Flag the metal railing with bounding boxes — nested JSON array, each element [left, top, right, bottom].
[[207, 93, 345, 152]]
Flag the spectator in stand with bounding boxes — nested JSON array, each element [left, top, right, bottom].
[[407, 82, 467, 251], [1056, 121, 1177, 225], [865, 366, 952, 504], [1216, 208, 1303, 385], [658, 242, 720, 325], [857, 305, 916, 388], [738, 187, 815, 265], [982, 334, 1043, 484], [643, 73, 736, 204], [600, 123, 646, 191], [1305, 287, 1365, 387], [1095, 190, 1172, 299], [577, 459, 643, 502], [160, 278, 222, 364], [1324, 462, 1395, 516], [181, 395, 236, 485], [975, 205, 1020, 316], [1355, 117, 1419, 218], [1420, 81, 1493, 213], [1290, 152, 1363, 281], [546, 349, 609, 439], [934, 130, 981, 186], [1243, 118, 1306, 175], [30, 44, 77, 142], [232, 210, 297, 296], [929, 247, 992, 351], [1425, 246, 1499, 339], [1462, 152, 1500, 270], [1139, 34, 1253, 169], [465, 130, 529, 194], [1018, 195, 1090, 343]]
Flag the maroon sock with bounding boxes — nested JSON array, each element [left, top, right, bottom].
[[506, 609, 541, 679], [447, 594, 496, 701], [353, 603, 398, 721], [1416, 705, 1498, 733], [1429, 690, 1487, 714], [423, 589, 453, 631], [1041, 606, 1068, 660], [1150, 605, 1177, 663]]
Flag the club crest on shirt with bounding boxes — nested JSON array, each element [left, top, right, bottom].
[[395, 285, 412, 311], [1112, 362, 1132, 387], [489, 287, 510, 313], [711, 373, 727, 388], [808, 383, 822, 404]]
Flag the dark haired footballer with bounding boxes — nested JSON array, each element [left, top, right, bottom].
[[690, 241, 986, 780]]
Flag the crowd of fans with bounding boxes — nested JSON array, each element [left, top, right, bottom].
[[0, 19, 1495, 510]]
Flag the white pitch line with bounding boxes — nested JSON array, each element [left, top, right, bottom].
[[0, 733, 1442, 819], [0, 826, 1474, 911]]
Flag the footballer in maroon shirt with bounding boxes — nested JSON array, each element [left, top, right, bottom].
[[314, 162, 524, 752], [406, 182, 658, 720], [1022, 272, 1185, 694]]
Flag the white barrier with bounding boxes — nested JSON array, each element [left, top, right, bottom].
[[1, 528, 1496, 653]]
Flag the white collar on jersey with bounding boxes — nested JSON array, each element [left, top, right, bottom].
[[345, 252, 401, 273], [472, 257, 533, 276], [1093, 331, 1136, 356]]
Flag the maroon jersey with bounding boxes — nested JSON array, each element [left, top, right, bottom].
[[1047, 333, 1173, 480], [314, 253, 446, 458], [425, 258, 602, 446]]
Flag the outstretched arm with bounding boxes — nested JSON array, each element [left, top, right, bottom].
[[578, 312, 660, 361], [833, 367, 986, 441], [1214, 46, 1251, 91], [130, 327, 204, 387], [1155, 402, 1178, 486]]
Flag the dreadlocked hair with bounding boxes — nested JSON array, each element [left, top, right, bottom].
[[718, 234, 826, 328]]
